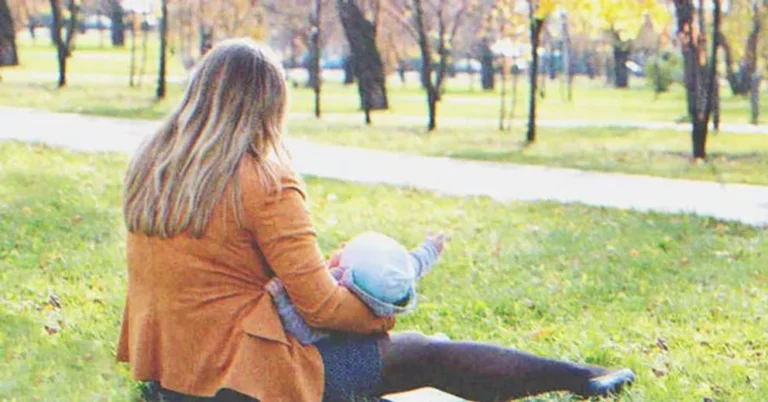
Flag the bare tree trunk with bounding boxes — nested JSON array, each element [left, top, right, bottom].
[[434, 4, 449, 103], [49, 0, 78, 88], [157, 0, 168, 99], [129, 14, 137, 87], [499, 57, 507, 131], [720, 3, 760, 96], [612, 33, 631, 89], [310, 0, 323, 118], [561, 11, 572, 102], [547, 36, 556, 80], [750, 73, 761, 125], [508, 64, 520, 129], [480, 38, 495, 90], [50, 0, 66, 87], [0, 0, 19, 67], [712, 72, 720, 131], [674, 0, 720, 159], [526, 18, 544, 144], [343, 54, 355, 84], [138, 18, 149, 87], [198, 0, 213, 57], [337, 0, 389, 125], [412, 0, 437, 131], [108, 0, 125, 47]]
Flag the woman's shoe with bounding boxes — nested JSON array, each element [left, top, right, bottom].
[[580, 368, 636, 397]]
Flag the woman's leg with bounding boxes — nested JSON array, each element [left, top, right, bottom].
[[375, 332, 634, 401]]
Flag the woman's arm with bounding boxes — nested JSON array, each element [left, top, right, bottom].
[[243, 165, 394, 334]]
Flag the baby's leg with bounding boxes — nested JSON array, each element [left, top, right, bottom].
[[375, 332, 634, 401]]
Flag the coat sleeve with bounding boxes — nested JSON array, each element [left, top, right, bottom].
[[241, 162, 394, 334]]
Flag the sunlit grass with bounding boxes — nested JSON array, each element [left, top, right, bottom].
[[1, 142, 766, 401]]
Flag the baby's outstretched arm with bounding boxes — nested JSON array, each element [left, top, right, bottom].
[[410, 232, 447, 279]]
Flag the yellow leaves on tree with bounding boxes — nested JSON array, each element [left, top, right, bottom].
[[568, 0, 671, 40], [534, 0, 561, 19], [530, 0, 562, 20]]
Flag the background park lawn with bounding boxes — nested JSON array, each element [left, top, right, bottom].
[[6, 32, 768, 125], [2, 74, 767, 185], [3, 33, 768, 188], [1, 141, 766, 401]]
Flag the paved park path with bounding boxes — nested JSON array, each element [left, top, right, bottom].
[[1, 107, 767, 401], [290, 111, 768, 135], [2, 107, 767, 228]]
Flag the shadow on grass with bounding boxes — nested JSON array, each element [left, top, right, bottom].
[[657, 150, 768, 163]]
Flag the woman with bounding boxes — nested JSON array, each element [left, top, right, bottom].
[[118, 39, 635, 402]]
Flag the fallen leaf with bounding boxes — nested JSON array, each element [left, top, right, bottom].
[[48, 294, 62, 309], [44, 324, 60, 335], [652, 368, 667, 377], [72, 215, 82, 224], [656, 337, 669, 351], [630, 249, 640, 258], [523, 299, 536, 310], [530, 328, 553, 340]]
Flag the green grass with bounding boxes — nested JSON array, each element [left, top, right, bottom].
[[1, 141, 766, 401], [0, 76, 767, 185], [5, 31, 768, 125], [13, 30, 187, 78], [3, 31, 768, 186], [287, 119, 768, 186]]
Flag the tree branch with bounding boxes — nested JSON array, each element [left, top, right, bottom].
[[379, 2, 420, 42]]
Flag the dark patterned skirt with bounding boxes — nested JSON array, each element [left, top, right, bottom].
[[148, 333, 391, 402], [315, 333, 390, 402]]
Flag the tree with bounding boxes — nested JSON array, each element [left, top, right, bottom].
[[211, 0, 264, 38], [673, 0, 721, 159], [572, 0, 668, 88], [479, 37, 495, 90], [0, 0, 19, 69], [107, 0, 125, 47], [719, 0, 766, 95], [264, 0, 336, 113], [389, 0, 477, 131], [525, 0, 558, 143], [560, 10, 572, 101], [157, 0, 168, 99], [480, 0, 527, 129], [407, 0, 472, 131], [129, 11, 138, 87], [310, 0, 323, 118], [337, 0, 389, 125], [49, 0, 79, 88]]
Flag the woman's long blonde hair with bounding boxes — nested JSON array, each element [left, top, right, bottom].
[[123, 39, 289, 238]]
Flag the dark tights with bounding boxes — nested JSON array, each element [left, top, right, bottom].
[[375, 332, 607, 401], [152, 332, 613, 402]]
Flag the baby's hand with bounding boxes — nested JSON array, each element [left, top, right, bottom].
[[265, 277, 286, 297], [425, 231, 448, 255]]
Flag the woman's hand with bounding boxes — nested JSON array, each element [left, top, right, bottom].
[[327, 248, 343, 269]]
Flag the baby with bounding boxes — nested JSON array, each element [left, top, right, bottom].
[[265, 231, 445, 345]]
